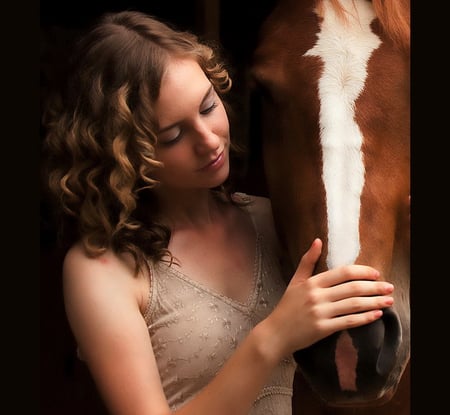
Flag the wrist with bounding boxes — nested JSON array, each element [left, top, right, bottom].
[[251, 318, 287, 366]]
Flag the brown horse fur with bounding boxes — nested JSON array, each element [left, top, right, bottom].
[[251, 0, 410, 413]]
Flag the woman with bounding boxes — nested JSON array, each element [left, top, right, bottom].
[[41, 10, 394, 415]]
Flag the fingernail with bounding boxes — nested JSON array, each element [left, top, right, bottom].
[[384, 282, 394, 292], [385, 297, 394, 305]]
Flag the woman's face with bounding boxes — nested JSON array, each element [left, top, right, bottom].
[[153, 57, 230, 191]]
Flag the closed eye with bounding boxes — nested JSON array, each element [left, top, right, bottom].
[[200, 102, 218, 115], [157, 125, 183, 146], [159, 133, 182, 147]]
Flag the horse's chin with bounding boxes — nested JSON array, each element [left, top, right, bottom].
[[319, 384, 398, 408]]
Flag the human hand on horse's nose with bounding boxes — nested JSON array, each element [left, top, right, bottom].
[[268, 239, 394, 353], [266, 262, 392, 355]]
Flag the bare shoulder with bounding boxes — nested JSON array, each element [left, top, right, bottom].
[[63, 242, 136, 282], [63, 242, 149, 318]]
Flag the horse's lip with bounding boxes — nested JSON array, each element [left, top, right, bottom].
[[326, 386, 397, 408]]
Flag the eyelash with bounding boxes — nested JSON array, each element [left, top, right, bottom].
[[160, 102, 218, 147], [200, 102, 218, 115]]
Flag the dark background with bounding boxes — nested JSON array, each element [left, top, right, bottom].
[[40, 1, 277, 414]]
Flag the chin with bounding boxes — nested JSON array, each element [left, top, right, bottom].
[[210, 166, 230, 189]]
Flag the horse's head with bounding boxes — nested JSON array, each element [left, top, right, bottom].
[[250, 0, 410, 407]]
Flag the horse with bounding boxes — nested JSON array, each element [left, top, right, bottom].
[[249, 0, 410, 413]]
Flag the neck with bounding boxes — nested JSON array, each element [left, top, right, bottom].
[[155, 188, 226, 230]]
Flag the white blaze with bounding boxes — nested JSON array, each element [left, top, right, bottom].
[[304, 0, 381, 268]]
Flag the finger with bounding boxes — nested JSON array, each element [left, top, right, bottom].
[[313, 264, 380, 288], [292, 238, 322, 283], [321, 309, 384, 333], [325, 294, 394, 318], [325, 280, 394, 302]]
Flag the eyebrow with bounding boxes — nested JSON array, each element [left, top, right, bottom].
[[157, 85, 214, 133]]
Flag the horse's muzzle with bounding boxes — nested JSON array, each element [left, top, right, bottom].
[[293, 307, 402, 406]]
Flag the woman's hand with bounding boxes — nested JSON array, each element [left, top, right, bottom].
[[264, 238, 394, 359]]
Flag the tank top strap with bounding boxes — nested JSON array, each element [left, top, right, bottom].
[[232, 191, 260, 233]]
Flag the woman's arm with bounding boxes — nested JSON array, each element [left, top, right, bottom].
[[63, 244, 170, 415]]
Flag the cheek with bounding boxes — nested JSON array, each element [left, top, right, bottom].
[[215, 106, 230, 136], [154, 164, 185, 187], [156, 149, 192, 178]]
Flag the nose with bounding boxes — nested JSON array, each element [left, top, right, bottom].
[[293, 307, 402, 404], [193, 119, 221, 153]]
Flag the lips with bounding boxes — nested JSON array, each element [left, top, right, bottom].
[[198, 151, 225, 171]]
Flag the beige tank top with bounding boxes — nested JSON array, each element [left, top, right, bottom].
[[144, 194, 297, 414]]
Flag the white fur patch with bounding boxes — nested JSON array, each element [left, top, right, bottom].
[[304, 0, 381, 268]]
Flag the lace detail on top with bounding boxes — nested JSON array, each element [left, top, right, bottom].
[[144, 194, 297, 413]]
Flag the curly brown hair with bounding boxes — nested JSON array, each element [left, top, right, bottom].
[[42, 10, 246, 275]]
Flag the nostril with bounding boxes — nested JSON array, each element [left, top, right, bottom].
[[376, 308, 402, 376]]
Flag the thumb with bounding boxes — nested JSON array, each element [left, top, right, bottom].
[[292, 238, 323, 282]]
